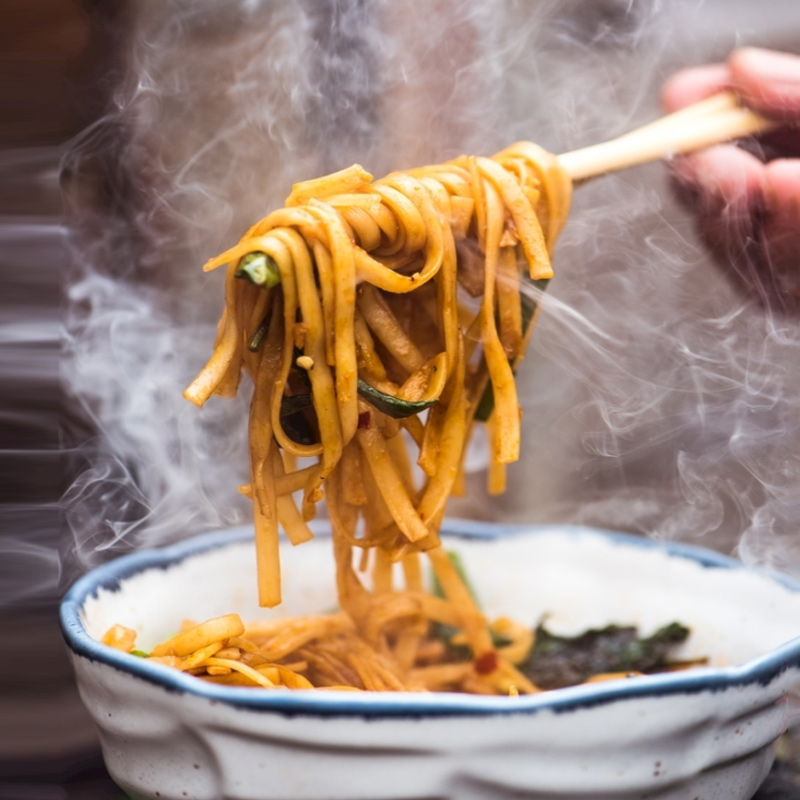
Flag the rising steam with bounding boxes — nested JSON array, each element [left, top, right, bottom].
[[59, 0, 800, 598]]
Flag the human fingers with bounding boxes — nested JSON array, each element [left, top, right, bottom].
[[727, 47, 800, 121], [671, 144, 764, 212], [677, 150, 800, 295], [660, 63, 729, 113], [660, 49, 800, 301], [673, 145, 764, 257]]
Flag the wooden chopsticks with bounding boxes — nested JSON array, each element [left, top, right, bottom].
[[558, 91, 778, 182]]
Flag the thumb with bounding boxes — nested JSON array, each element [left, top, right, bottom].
[[728, 47, 800, 121]]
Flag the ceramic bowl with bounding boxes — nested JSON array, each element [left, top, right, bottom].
[[61, 521, 800, 800]]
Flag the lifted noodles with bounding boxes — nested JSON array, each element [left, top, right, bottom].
[[172, 143, 570, 694]]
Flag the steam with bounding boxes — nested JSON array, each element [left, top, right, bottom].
[[500, 175, 800, 575], [60, 0, 800, 595]]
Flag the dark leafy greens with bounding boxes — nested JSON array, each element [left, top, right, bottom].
[[428, 549, 695, 689], [356, 378, 438, 419], [520, 621, 691, 690]]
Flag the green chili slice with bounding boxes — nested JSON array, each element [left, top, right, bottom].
[[356, 378, 438, 419]]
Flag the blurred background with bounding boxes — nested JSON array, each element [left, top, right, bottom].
[[3, 0, 800, 797]]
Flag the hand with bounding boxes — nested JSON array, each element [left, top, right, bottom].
[[661, 48, 800, 303]]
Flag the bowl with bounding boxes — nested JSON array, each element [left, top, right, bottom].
[[61, 521, 800, 800]]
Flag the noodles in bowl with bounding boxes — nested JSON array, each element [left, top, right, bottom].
[[62, 523, 800, 800]]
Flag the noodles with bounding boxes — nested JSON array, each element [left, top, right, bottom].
[[107, 610, 539, 694], [106, 612, 698, 694], [171, 143, 571, 694]]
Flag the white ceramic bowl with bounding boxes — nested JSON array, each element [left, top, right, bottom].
[[61, 521, 800, 800]]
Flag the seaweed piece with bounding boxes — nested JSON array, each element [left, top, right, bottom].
[[521, 621, 691, 690], [279, 393, 318, 446]]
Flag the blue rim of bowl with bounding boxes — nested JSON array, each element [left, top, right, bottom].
[[60, 521, 800, 718]]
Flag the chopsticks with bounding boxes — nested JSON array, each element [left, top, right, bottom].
[[558, 91, 778, 182]]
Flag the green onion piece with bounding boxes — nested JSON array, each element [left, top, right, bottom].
[[235, 252, 281, 288], [430, 550, 484, 656], [130, 650, 150, 658], [473, 379, 497, 424], [430, 550, 480, 606], [356, 378, 437, 419], [248, 318, 270, 352]]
